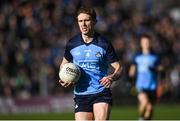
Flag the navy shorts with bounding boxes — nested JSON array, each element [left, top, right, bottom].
[[74, 90, 112, 113], [139, 89, 157, 103]]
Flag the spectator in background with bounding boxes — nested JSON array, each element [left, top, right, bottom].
[[129, 34, 163, 120]]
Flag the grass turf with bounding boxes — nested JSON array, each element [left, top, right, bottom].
[[0, 104, 179, 120]]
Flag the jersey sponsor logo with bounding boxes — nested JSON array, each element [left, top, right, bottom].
[[78, 60, 99, 69]]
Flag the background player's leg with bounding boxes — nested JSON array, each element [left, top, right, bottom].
[[138, 92, 148, 119], [93, 102, 111, 120], [144, 102, 153, 119]]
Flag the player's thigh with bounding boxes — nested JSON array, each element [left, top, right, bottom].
[[75, 112, 94, 120], [93, 102, 111, 120], [138, 92, 148, 105]]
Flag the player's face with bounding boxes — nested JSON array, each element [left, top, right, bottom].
[[77, 13, 95, 36], [140, 37, 151, 50]]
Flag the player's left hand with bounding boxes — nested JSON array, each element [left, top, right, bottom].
[[59, 80, 74, 88], [100, 76, 113, 88]]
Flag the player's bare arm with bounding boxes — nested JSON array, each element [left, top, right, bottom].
[[60, 57, 69, 69], [100, 61, 122, 88], [129, 64, 136, 78]]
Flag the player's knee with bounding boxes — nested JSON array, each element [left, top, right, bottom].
[[139, 98, 148, 107], [146, 104, 153, 112], [138, 93, 148, 104]]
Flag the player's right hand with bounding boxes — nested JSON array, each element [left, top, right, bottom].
[[59, 80, 74, 88]]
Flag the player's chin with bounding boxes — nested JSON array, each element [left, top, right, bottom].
[[81, 31, 89, 35]]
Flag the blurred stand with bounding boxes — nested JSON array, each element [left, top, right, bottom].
[[0, 94, 73, 114]]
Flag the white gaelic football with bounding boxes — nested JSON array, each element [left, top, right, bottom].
[[59, 63, 81, 83]]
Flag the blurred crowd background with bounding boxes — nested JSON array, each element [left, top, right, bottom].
[[0, 0, 179, 104]]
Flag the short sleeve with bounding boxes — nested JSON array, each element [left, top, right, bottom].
[[154, 55, 160, 66], [64, 41, 73, 62], [132, 55, 137, 65], [106, 42, 118, 63]]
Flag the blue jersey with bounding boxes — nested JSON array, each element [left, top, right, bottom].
[[133, 52, 160, 91], [64, 33, 118, 95]]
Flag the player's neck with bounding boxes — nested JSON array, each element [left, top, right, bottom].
[[142, 49, 150, 54], [82, 33, 94, 43]]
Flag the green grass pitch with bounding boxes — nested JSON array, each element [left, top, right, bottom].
[[0, 104, 180, 120]]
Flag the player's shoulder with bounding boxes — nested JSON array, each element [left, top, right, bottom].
[[95, 32, 110, 43], [94, 32, 112, 49], [134, 52, 142, 57], [149, 51, 159, 58], [68, 33, 82, 43], [66, 33, 82, 48]]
